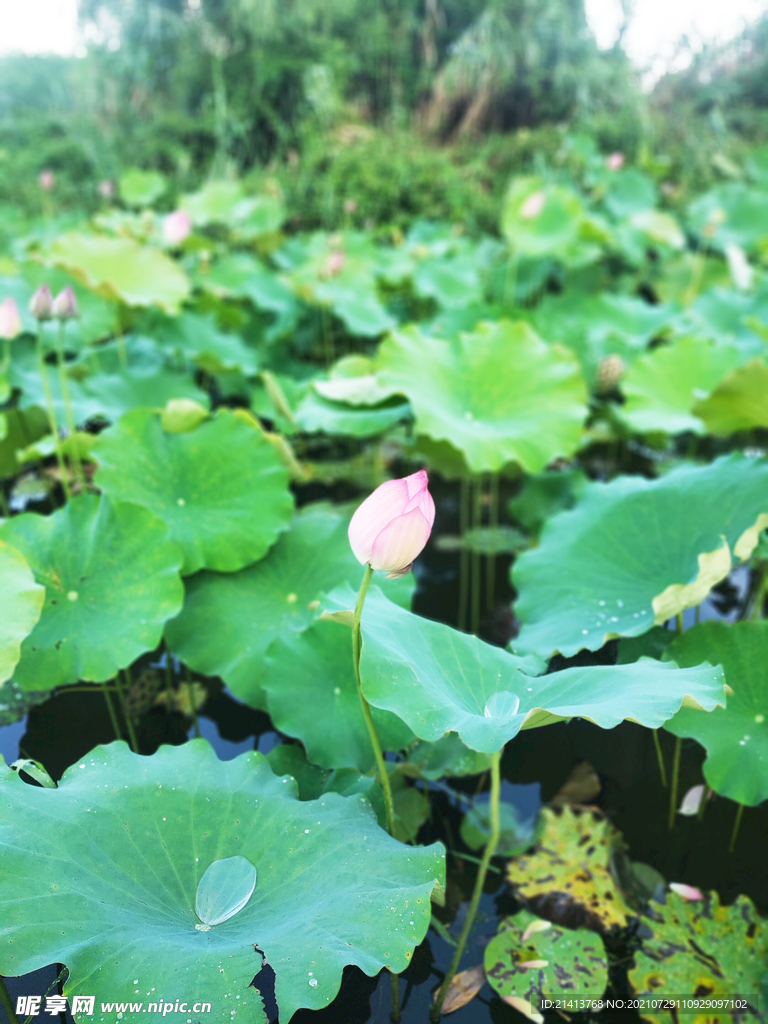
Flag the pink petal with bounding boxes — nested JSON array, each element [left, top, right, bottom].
[[678, 785, 705, 816], [369, 506, 432, 572], [348, 478, 410, 565], [403, 470, 436, 528], [669, 883, 704, 901]]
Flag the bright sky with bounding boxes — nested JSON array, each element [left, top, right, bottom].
[[0, 0, 767, 80]]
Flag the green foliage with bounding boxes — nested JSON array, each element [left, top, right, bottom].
[[0, 740, 444, 1019], [0, 541, 44, 685]]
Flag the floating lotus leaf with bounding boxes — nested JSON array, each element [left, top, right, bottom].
[[0, 541, 45, 684], [630, 892, 766, 1023], [355, 588, 725, 754], [507, 807, 631, 933], [604, 169, 658, 218], [502, 177, 599, 264], [693, 358, 768, 435], [294, 391, 411, 438], [94, 408, 293, 575], [0, 495, 184, 689], [619, 337, 744, 435], [145, 311, 259, 374], [164, 504, 414, 709], [376, 321, 587, 473], [413, 255, 482, 309], [118, 168, 167, 207], [513, 454, 768, 658], [196, 252, 297, 317], [0, 740, 444, 1022], [688, 183, 768, 252], [664, 622, 768, 806], [262, 616, 413, 772], [460, 800, 539, 857], [49, 232, 190, 313], [485, 910, 608, 1006]]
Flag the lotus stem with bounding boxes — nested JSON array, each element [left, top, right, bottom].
[[115, 668, 139, 753], [36, 322, 70, 501], [55, 321, 85, 491], [430, 748, 502, 1021], [185, 663, 201, 739], [675, 612, 683, 635], [668, 736, 682, 830], [458, 477, 469, 632], [697, 787, 711, 821], [729, 803, 744, 853], [0, 976, 20, 1024], [653, 729, 667, 788], [163, 641, 175, 710], [470, 477, 482, 635], [352, 563, 396, 836], [486, 472, 499, 609], [102, 683, 122, 743]]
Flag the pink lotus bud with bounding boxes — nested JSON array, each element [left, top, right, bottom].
[[0, 297, 22, 340], [343, 198, 358, 214], [348, 469, 435, 576], [520, 190, 545, 219], [98, 179, 115, 198], [29, 285, 54, 321], [38, 169, 55, 191], [162, 209, 192, 247], [324, 250, 346, 278], [52, 286, 78, 321], [606, 152, 625, 171], [669, 883, 704, 901], [677, 784, 705, 816]]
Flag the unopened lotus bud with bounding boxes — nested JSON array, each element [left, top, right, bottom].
[[595, 354, 625, 395], [343, 198, 358, 214], [52, 286, 78, 321], [29, 285, 54, 321], [38, 169, 55, 191], [669, 882, 704, 901], [348, 469, 435, 576], [98, 179, 115, 198], [325, 250, 345, 277], [520, 190, 545, 220], [162, 209, 192, 247], [0, 297, 22, 340], [606, 152, 624, 171]]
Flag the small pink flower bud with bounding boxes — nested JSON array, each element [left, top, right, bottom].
[[606, 152, 625, 171], [520, 190, 545, 219], [29, 285, 54, 321], [323, 250, 346, 278], [0, 297, 22, 340], [98, 179, 115, 198], [162, 209, 192, 247], [38, 169, 55, 191], [669, 883, 704, 901], [343, 198, 358, 214], [677, 784, 705, 816], [52, 286, 78, 321], [348, 469, 435, 576]]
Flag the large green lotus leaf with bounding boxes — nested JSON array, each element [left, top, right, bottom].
[[118, 167, 167, 207], [604, 168, 658, 218], [413, 255, 483, 309], [314, 354, 400, 406], [0, 495, 183, 689], [530, 291, 674, 380], [262, 616, 413, 771], [0, 541, 45, 685], [164, 505, 414, 709], [356, 588, 725, 754], [0, 740, 445, 1021], [144, 310, 259, 374], [679, 286, 768, 353], [663, 622, 768, 806], [692, 358, 768, 435], [485, 910, 608, 1005], [181, 180, 245, 225], [376, 321, 587, 473], [0, 407, 48, 478], [688, 182, 768, 252], [11, 335, 208, 426], [93, 409, 293, 575], [619, 337, 745, 435], [513, 454, 768, 658], [196, 253, 297, 317], [49, 232, 190, 313], [502, 177, 587, 259], [294, 391, 411, 438], [630, 892, 766, 1023]]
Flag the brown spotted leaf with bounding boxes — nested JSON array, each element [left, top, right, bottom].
[[434, 965, 486, 1014], [630, 891, 767, 1024], [507, 806, 631, 933]]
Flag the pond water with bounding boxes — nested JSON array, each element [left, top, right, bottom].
[[1, 477, 766, 1024]]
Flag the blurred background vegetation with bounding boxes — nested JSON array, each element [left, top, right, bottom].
[[0, 0, 767, 232]]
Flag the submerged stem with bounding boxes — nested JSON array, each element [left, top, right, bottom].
[[729, 803, 745, 853], [0, 976, 20, 1024], [668, 736, 682, 830], [115, 668, 139, 754], [430, 748, 502, 1021], [102, 683, 122, 743], [185, 663, 201, 739], [653, 729, 667, 788], [352, 564, 396, 836]]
